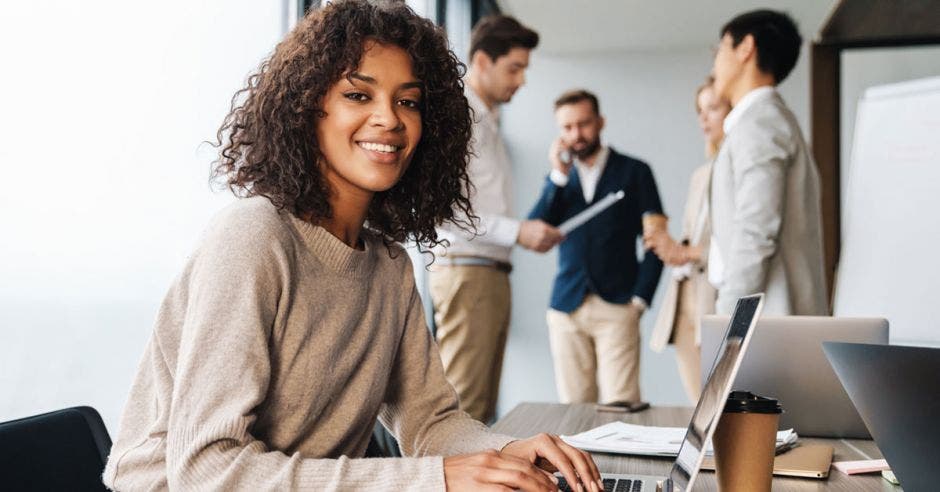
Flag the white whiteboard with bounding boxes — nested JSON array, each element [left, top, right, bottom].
[[834, 76, 940, 346]]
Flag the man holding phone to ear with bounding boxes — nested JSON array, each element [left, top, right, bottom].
[[529, 89, 664, 405]]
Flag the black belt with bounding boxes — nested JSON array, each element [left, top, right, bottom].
[[435, 256, 512, 273]]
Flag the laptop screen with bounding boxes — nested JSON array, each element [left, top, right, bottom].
[[668, 293, 764, 491]]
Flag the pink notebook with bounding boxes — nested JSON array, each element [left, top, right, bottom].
[[833, 459, 890, 475]]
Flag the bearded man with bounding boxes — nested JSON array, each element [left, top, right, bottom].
[[528, 89, 665, 404]]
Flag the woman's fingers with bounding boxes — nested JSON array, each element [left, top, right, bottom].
[[489, 452, 558, 491], [529, 434, 602, 492], [557, 438, 601, 487], [551, 435, 603, 492], [444, 450, 558, 492]]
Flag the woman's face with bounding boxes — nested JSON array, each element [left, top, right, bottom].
[[697, 86, 731, 146], [315, 41, 423, 197]]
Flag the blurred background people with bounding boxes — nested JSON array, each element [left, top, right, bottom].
[[430, 15, 561, 424], [647, 77, 730, 403], [708, 9, 827, 316], [529, 89, 664, 405]]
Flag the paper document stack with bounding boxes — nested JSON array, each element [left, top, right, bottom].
[[562, 421, 798, 457]]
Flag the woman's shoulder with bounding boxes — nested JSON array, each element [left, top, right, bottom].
[[212, 195, 286, 225], [207, 196, 290, 232], [198, 196, 296, 257]]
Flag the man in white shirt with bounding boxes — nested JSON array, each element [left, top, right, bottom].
[[708, 9, 827, 315], [430, 15, 561, 423]]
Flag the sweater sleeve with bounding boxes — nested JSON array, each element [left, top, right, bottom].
[[162, 217, 450, 491], [378, 267, 516, 458]]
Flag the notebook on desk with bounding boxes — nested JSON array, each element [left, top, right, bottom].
[[700, 444, 834, 478]]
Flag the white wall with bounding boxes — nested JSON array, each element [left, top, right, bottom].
[[496, 45, 811, 414], [0, 1, 284, 432]]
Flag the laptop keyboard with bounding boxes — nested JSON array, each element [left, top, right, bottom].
[[557, 477, 643, 492]]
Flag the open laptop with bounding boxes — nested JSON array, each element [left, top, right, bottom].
[[557, 294, 764, 492], [700, 316, 888, 438], [824, 342, 940, 492]]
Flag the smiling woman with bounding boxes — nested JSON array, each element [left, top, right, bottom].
[[212, 0, 474, 249], [101, 0, 601, 491], [313, 41, 426, 238]]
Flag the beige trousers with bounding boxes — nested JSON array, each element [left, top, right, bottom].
[[546, 294, 642, 403], [429, 265, 510, 423], [672, 280, 702, 403]]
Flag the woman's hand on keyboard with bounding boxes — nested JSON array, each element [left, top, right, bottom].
[[444, 449, 559, 491], [502, 433, 603, 492]]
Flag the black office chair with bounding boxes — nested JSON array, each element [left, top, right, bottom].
[[0, 406, 112, 491], [365, 421, 402, 458]]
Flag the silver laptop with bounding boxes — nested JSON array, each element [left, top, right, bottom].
[[700, 316, 888, 438], [558, 294, 765, 492]]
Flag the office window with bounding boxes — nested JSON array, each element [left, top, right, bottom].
[[0, 1, 286, 430]]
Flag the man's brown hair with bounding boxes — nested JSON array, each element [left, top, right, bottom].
[[469, 15, 538, 61], [554, 89, 600, 115]]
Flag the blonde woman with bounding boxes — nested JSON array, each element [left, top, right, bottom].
[[646, 78, 730, 403]]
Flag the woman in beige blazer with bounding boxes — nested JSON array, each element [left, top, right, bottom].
[[646, 79, 730, 403]]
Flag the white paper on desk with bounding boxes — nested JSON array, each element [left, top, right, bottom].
[[561, 421, 798, 457], [558, 190, 625, 235]]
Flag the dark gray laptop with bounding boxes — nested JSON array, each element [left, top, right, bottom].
[[557, 294, 765, 492], [700, 316, 888, 438], [824, 342, 940, 492]]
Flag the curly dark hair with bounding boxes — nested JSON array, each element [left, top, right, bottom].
[[212, 0, 474, 249]]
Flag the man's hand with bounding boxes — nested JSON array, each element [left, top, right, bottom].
[[444, 449, 558, 491], [549, 138, 573, 175], [502, 433, 603, 492], [517, 220, 563, 253]]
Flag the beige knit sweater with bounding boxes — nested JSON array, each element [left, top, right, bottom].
[[103, 196, 515, 491]]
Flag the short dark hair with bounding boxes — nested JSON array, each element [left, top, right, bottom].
[[554, 89, 600, 115], [469, 15, 539, 61], [721, 9, 802, 84]]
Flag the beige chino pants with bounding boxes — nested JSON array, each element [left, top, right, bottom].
[[672, 280, 702, 403], [429, 265, 510, 423], [546, 294, 642, 404]]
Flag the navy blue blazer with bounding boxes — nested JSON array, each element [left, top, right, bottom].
[[528, 147, 664, 313]]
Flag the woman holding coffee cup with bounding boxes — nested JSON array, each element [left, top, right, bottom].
[[647, 77, 731, 403]]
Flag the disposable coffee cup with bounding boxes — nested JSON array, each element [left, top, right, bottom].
[[712, 391, 783, 492], [641, 212, 667, 236]]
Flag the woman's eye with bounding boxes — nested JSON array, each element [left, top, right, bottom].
[[343, 92, 369, 102], [398, 98, 421, 110]]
